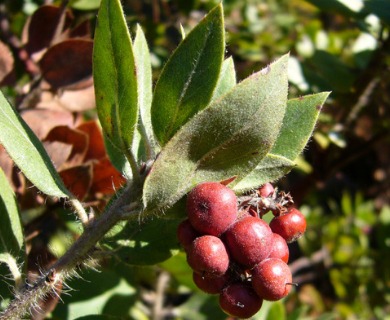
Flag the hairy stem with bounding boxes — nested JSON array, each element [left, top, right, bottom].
[[0, 182, 143, 319]]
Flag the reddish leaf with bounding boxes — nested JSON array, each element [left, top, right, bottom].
[[44, 125, 88, 166], [70, 20, 91, 39], [90, 157, 126, 196], [77, 121, 106, 161], [25, 5, 73, 55], [0, 40, 14, 84], [59, 165, 92, 200], [40, 39, 93, 88], [21, 109, 75, 140]]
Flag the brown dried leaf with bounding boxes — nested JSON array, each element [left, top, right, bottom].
[[0, 145, 25, 194], [59, 165, 92, 200], [21, 109, 75, 140], [0, 40, 14, 84], [24, 5, 73, 56], [77, 121, 106, 161], [44, 125, 88, 167], [90, 157, 126, 196], [42, 141, 72, 170], [57, 82, 96, 111], [40, 39, 93, 89]]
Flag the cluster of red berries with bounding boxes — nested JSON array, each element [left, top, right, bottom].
[[177, 181, 307, 318]]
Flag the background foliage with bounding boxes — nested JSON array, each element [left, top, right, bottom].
[[0, 0, 389, 319]]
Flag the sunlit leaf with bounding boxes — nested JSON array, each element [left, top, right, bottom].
[[0, 91, 70, 198], [143, 55, 289, 213], [151, 4, 225, 146], [93, 0, 138, 157]]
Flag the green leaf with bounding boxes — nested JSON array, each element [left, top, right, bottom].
[[143, 55, 289, 213], [0, 92, 70, 198], [104, 135, 132, 179], [233, 92, 330, 191], [104, 218, 181, 265], [93, 0, 138, 156], [133, 24, 159, 158], [70, 0, 101, 11], [211, 56, 237, 101], [151, 4, 225, 146], [233, 154, 295, 193], [0, 167, 25, 284], [271, 92, 330, 160]]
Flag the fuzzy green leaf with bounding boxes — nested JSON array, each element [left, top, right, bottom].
[[104, 218, 181, 265], [143, 55, 289, 213], [133, 24, 158, 158], [0, 92, 70, 198], [211, 56, 237, 101], [93, 0, 138, 156], [271, 92, 331, 159], [0, 167, 25, 282], [233, 154, 295, 193], [233, 92, 330, 192], [151, 4, 225, 146]]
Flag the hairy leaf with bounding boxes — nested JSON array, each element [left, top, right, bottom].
[[233, 154, 295, 192], [233, 92, 330, 192], [0, 167, 25, 281], [143, 55, 289, 213], [151, 4, 225, 146], [133, 24, 159, 158], [93, 0, 138, 156], [0, 92, 70, 198], [211, 57, 237, 101], [271, 92, 331, 159], [104, 218, 181, 265]]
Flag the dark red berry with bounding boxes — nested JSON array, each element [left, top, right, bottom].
[[219, 282, 263, 318], [269, 207, 306, 243], [177, 219, 200, 250], [186, 182, 237, 236], [193, 272, 230, 294], [224, 216, 273, 267], [258, 183, 275, 198], [268, 233, 289, 263], [252, 258, 292, 301], [187, 235, 230, 276]]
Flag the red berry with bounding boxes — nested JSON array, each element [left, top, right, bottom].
[[252, 258, 292, 301], [186, 182, 237, 236], [268, 233, 289, 263], [269, 207, 306, 243], [219, 282, 263, 318], [224, 216, 273, 267], [177, 219, 200, 250], [193, 272, 230, 294], [187, 235, 230, 276], [258, 183, 275, 198]]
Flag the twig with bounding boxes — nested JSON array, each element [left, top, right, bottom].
[[0, 182, 143, 319]]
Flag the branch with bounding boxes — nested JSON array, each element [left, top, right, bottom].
[[0, 182, 143, 319]]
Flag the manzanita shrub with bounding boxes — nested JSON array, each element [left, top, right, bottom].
[[0, 0, 329, 318]]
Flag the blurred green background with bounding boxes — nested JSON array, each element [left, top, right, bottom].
[[0, 0, 389, 319]]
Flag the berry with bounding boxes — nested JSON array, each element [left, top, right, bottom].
[[268, 233, 289, 263], [219, 282, 263, 318], [269, 207, 306, 243], [258, 183, 275, 198], [187, 235, 229, 276], [186, 182, 237, 236], [193, 272, 230, 294], [252, 258, 292, 301], [177, 219, 200, 250], [224, 216, 273, 267]]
